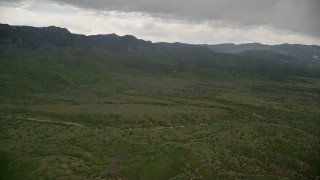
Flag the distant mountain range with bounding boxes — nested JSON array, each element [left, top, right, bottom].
[[1, 23, 320, 64], [205, 43, 320, 64], [1, 23, 320, 98], [0, 24, 208, 54]]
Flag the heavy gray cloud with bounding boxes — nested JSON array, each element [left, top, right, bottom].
[[18, 0, 320, 38], [1, 0, 319, 44]]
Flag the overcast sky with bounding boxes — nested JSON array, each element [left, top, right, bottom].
[[1, 0, 319, 45]]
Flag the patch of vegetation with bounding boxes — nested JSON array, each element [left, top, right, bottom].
[[0, 47, 319, 179]]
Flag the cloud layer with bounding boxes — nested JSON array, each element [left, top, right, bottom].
[[0, 0, 319, 45], [36, 0, 320, 38]]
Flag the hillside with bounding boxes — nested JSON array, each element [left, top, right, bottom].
[[0, 24, 209, 54], [206, 43, 320, 64], [0, 24, 320, 179]]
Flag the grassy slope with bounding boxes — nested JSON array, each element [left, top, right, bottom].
[[0, 48, 320, 179]]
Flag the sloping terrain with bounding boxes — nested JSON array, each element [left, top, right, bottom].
[[206, 43, 320, 65], [0, 24, 320, 179]]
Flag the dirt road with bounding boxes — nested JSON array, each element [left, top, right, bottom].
[[5, 116, 85, 127]]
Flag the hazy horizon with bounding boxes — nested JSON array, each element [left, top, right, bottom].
[[1, 0, 320, 45], [2, 22, 320, 46]]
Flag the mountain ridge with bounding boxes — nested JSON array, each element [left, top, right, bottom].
[[0, 23, 209, 54], [1, 23, 320, 64]]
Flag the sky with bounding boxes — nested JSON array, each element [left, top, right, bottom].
[[0, 0, 319, 45]]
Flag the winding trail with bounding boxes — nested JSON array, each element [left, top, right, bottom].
[[5, 116, 85, 127], [5, 116, 209, 130], [126, 124, 208, 131]]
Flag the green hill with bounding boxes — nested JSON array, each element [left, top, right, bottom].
[[0, 24, 320, 179]]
